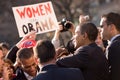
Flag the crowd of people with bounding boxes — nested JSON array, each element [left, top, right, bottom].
[[0, 12, 120, 80]]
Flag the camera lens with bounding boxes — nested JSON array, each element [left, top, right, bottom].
[[65, 23, 71, 29], [60, 18, 71, 32]]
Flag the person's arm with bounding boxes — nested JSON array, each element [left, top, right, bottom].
[[52, 23, 63, 49], [56, 47, 88, 68], [5, 46, 19, 63], [52, 30, 61, 49], [5, 31, 36, 63]]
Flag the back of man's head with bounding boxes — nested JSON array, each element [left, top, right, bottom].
[[34, 40, 56, 63], [80, 22, 98, 41]]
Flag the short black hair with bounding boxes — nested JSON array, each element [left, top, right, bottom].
[[66, 39, 76, 54], [17, 48, 34, 61], [34, 40, 55, 63], [103, 12, 120, 31], [0, 42, 9, 50], [80, 22, 98, 41]]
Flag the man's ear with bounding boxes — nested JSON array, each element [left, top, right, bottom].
[[35, 57, 39, 65], [110, 24, 114, 29], [110, 24, 116, 33], [83, 32, 88, 39]]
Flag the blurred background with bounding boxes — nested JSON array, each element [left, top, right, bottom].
[[0, 0, 120, 47]]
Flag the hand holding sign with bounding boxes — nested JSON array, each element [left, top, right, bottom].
[[16, 31, 36, 48]]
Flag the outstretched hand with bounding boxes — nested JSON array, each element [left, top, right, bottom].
[[16, 31, 36, 48]]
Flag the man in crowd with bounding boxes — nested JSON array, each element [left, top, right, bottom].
[[5, 31, 39, 80], [56, 22, 109, 80], [100, 12, 120, 80], [33, 40, 84, 80], [16, 48, 39, 80]]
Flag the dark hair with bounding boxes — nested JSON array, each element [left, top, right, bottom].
[[17, 48, 34, 61], [80, 22, 98, 41], [0, 47, 2, 51], [34, 40, 56, 63], [0, 42, 9, 50], [103, 12, 120, 31], [66, 39, 76, 54]]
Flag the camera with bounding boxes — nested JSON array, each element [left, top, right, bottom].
[[60, 18, 72, 32]]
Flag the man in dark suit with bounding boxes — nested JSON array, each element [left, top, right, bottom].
[[15, 48, 39, 80], [5, 31, 39, 80], [100, 12, 120, 80], [33, 40, 84, 80], [56, 22, 109, 80]]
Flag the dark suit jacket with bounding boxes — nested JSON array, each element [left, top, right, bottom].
[[13, 67, 28, 80], [13, 66, 40, 80], [57, 43, 109, 80], [33, 64, 84, 80], [108, 36, 120, 80]]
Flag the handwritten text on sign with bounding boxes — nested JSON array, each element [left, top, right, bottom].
[[12, 1, 58, 37]]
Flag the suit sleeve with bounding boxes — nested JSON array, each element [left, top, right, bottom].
[[56, 47, 89, 68], [5, 46, 19, 63]]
